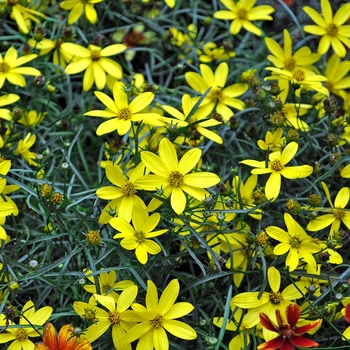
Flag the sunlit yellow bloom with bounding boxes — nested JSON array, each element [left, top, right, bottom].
[[240, 141, 313, 201], [138, 138, 220, 214], [0, 300, 52, 349], [324, 53, 350, 96], [307, 182, 350, 236], [84, 81, 164, 135], [231, 267, 304, 328], [265, 29, 320, 102], [0, 94, 20, 121], [60, 0, 103, 25], [257, 128, 285, 151], [266, 213, 320, 271], [17, 110, 46, 127], [3, 0, 46, 34], [62, 43, 126, 91], [282, 103, 313, 132], [214, 0, 274, 37], [185, 62, 248, 121], [74, 286, 138, 349], [198, 42, 235, 63], [303, 0, 350, 57], [0, 47, 41, 88], [110, 204, 168, 264], [162, 93, 223, 144], [122, 279, 197, 348], [16, 133, 38, 166]]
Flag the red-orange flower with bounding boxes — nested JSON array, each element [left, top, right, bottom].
[[34, 323, 92, 350], [258, 304, 322, 350]]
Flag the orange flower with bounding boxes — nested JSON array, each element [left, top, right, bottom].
[[34, 323, 92, 350]]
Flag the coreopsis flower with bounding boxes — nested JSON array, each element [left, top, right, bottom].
[[265, 29, 320, 102], [185, 62, 248, 121], [258, 304, 322, 350], [265, 66, 329, 96], [307, 181, 350, 236], [138, 137, 220, 214], [122, 279, 197, 348], [110, 204, 167, 264], [96, 162, 148, 223], [257, 128, 285, 151], [169, 24, 197, 55], [0, 300, 52, 349], [265, 213, 320, 272], [62, 43, 126, 91], [84, 81, 164, 135], [34, 322, 92, 350], [198, 42, 235, 63], [162, 93, 223, 144], [324, 54, 350, 96], [0, 47, 41, 88], [340, 164, 350, 178], [0, 93, 20, 121], [3, 0, 46, 34], [282, 103, 313, 132], [74, 286, 138, 349], [60, 0, 103, 25], [303, 0, 350, 57], [231, 267, 304, 328], [17, 110, 46, 126], [240, 141, 313, 201], [16, 133, 38, 166], [232, 175, 262, 220], [83, 268, 134, 302], [214, 0, 275, 37]]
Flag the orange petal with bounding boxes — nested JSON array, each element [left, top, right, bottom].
[[42, 323, 58, 348], [73, 339, 93, 350], [58, 324, 77, 349], [34, 343, 50, 350]]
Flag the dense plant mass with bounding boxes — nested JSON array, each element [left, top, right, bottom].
[[1, 0, 350, 349]]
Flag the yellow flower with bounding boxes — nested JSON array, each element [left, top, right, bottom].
[[96, 162, 147, 223], [110, 204, 168, 264], [303, 0, 350, 57], [0, 300, 52, 349], [17, 110, 46, 127], [340, 164, 350, 178], [0, 93, 20, 121], [84, 81, 164, 135], [60, 0, 104, 25], [257, 128, 285, 151], [324, 53, 350, 96], [0, 47, 41, 88], [138, 137, 220, 214], [198, 42, 235, 63], [265, 66, 329, 96], [122, 279, 197, 348], [16, 133, 38, 166], [3, 0, 46, 34], [162, 93, 223, 144], [83, 268, 134, 303], [307, 181, 350, 236], [214, 0, 275, 37], [74, 286, 138, 349], [265, 29, 320, 102], [185, 62, 248, 121], [240, 141, 313, 201], [266, 213, 320, 271], [62, 43, 126, 91], [282, 103, 313, 132]]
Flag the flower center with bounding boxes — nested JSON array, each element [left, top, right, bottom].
[[237, 8, 248, 20], [169, 171, 184, 187], [135, 231, 146, 243], [86, 230, 101, 245], [81, 0, 90, 3], [326, 23, 338, 36], [109, 311, 121, 325], [209, 87, 223, 103], [122, 181, 136, 196], [256, 231, 269, 245], [270, 159, 284, 171], [102, 284, 112, 294], [292, 69, 305, 82], [15, 328, 28, 340], [0, 62, 11, 73], [151, 313, 164, 328], [279, 325, 295, 339], [7, 0, 18, 5], [289, 236, 301, 248], [90, 50, 101, 61], [84, 308, 97, 322], [118, 107, 132, 120], [333, 208, 346, 220], [269, 292, 283, 304], [325, 80, 334, 91], [284, 57, 296, 71]]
